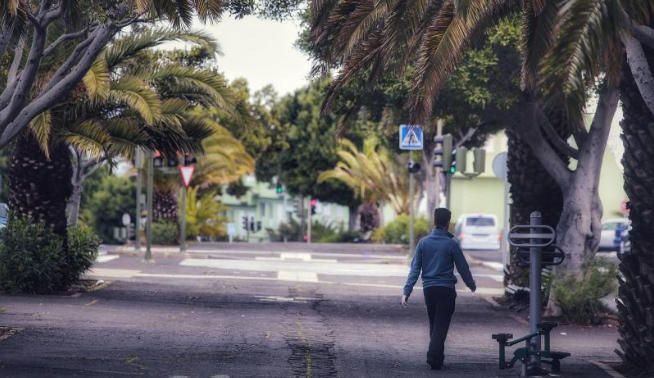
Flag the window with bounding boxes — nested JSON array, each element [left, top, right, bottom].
[[260, 202, 266, 217], [466, 217, 495, 226]]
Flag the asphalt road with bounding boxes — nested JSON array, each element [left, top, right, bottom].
[[0, 243, 620, 377]]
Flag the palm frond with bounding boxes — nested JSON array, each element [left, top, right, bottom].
[[29, 111, 52, 158], [63, 120, 111, 159], [109, 76, 162, 125], [104, 28, 219, 69], [83, 57, 111, 101]]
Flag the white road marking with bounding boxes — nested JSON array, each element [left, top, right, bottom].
[[87, 268, 139, 278], [255, 256, 338, 263], [96, 255, 119, 263], [277, 271, 319, 282], [185, 248, 407, 260], [180, 258, 408, 277], [280, 252, 311, 261]]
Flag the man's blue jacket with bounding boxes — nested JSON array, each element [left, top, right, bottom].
[[403, 228, 476, 297]]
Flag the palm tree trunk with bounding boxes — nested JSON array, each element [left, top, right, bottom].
[[616, 46, 654, 372], [8, 132, 72, 242], [505, 128, 566, 287], [153, 189, 178, 222]]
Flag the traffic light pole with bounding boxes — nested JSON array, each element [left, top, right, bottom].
[[135, 149, 142, 252], [145, 150, 154, 261], [179, 186, 187, 253], [307, 198, 312, 244]]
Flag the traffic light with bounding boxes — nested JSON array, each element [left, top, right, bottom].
[[249, 216, 256, 232], [183, 154, 197, 166], [276, 182, 283, 194], [241, 216, 248, 231], [407, 160, 421, 174], [433, 134, 453, 169], [310, 198, 317, 215], [293, 198, 302, 215], [167, 155, 179, 167], [456, 147, 467, 174], [472, 147, 486, 174]]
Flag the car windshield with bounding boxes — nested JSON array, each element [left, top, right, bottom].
[[465, 217, 495, 227]]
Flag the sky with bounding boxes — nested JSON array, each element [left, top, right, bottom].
[[195, 16, 313, 96]]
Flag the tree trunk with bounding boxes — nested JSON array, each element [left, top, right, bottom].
[[616, 45, 654, 372], [556, 88, 617, 274], [67, 182, 83, 226], [8, 132, 72, 242]]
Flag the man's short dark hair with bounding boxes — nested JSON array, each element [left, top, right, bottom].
[[434, 208, 451, 229]]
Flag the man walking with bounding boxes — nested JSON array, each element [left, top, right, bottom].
[[402, 208, 476, 370]]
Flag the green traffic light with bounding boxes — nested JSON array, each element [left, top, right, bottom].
[[449, 164, 456, 174], [276, 184, 283, 193]]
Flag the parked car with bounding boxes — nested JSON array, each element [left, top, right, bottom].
[[598, 218, 629, 252], [454, 214, 500, 250], [0, 203, 7, 230]]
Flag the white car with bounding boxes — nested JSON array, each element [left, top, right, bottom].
[[598, 218, 629, 252], [0, 203, 7, 230], [454, 214, 501, 250]]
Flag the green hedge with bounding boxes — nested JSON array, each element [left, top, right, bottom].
[[372, 214, 431, 245], [152, 221, 178, 245]]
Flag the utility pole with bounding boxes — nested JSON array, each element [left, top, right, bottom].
[[434, 120, 444, 208], [307, 198, 313, 244], [145, 150, 154, 261], [134, 149, 142, 252], [409, 150, 415, 256]]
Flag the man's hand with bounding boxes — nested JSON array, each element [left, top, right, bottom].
[[401, 295, 409, 307]]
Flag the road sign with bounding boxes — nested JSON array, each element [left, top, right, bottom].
[[508, 224, 556, 248], [399, 125, 423, 150], [492, 152, 508, 183], [227, 223, 237, 236], [179, 165, 195, 188]]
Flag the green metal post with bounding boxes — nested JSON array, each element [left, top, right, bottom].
[[179, 185, 187, 253], [145, 150, 153, 261]]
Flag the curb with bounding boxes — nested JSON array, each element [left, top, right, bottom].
[[590, 360, 626, 378]]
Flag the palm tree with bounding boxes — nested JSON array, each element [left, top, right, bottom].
[[319, 137, 416, 215], [616, 39, 654, 373], [8, 29, 231, 234]]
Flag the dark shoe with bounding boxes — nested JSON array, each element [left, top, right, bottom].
[[427, 360, 443, 370]]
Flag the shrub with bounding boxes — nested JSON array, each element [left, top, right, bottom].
[[267, 219, 302, 242], [65, 224, 101, 287], [0, 217, 65, 293], [152, 221, 178, 245], [373, 214, 431, 245], [553, 260, 617, 325], [0, 218, 100, 293]]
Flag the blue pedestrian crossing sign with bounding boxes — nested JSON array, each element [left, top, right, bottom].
[[399, 124, 423, 150]]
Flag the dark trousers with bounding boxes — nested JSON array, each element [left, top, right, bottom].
[[423, 286, 456, 366]]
